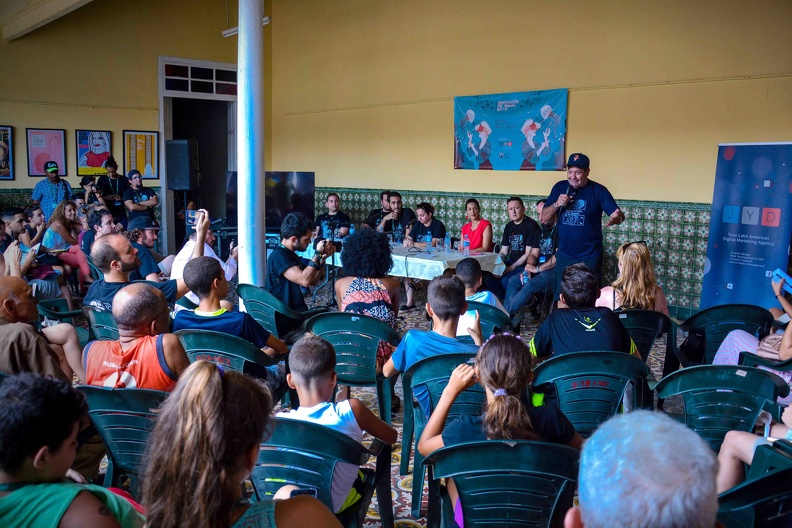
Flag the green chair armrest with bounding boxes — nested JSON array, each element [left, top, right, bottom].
[[738, 351, 792, 371]]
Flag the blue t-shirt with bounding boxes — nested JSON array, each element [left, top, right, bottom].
[[84, 279, 178, 312], [391, 330, 479, 416], [129, 243, 160, 281], [546, 179, 619, 260], [172, 309, 272, 347]]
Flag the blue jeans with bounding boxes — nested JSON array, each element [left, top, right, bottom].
[[504, 269, 555, 316], [553, 252, 603, 298]]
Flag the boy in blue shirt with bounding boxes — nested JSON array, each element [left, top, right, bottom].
[[172, 256, 288, 392], [383, 275, 482, 417]]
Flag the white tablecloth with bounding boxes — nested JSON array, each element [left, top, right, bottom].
[[387, 244, 505, 280], [299, 242, 505, 280]]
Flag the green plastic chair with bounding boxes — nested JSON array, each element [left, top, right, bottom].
[[616, 309, 673, 364], [237, 283, 329, 340], [422, 440, 579, 528], [466, 300, 515, 338], [305, 311, 401, 424], [174, 329, 285, 394], [83, 306, 119, 341], [251, 417, 394, 528], [655, 365, 790, 451], [78, 386, 167, 498], [676, 304, 773, 366], [738, 351, 792, 422], [745, 439, 792, 482], [86, 255, 104, 280], [175, 296, 198, 310], [717, 465, 792, 528], [400, 353, 483, 518], [531, 351, 651, 437], [37, 298, 91, 348], [0, 371, 8, 384]]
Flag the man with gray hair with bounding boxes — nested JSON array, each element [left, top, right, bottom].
[[564, 411, 719, 528]]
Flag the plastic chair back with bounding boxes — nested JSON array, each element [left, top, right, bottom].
[[175, 296, 198, 310], [655, 365, 790, 451], [617, 309, 672, 363], [83, 306, 119, 341], [251, 417, 394, 528], [401, 352, 482, 518], [305, 311, 401, 423], [681, 304, 773, 365], [86, 256, 104, 280], [422, 440, 579, 528], [237, 283, 301, 338], [175, 329, 277, 378], [531, 351, 650, 437], [717, 466, 792, 528], [78, 386, 167, 498], [466, 300, 514, 338]]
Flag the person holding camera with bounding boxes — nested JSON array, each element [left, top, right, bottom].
[[79, 175, 107, 208], [266, 212, 336, 337]]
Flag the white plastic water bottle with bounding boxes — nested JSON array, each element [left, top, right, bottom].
[[444, 236, 451, 253], [463, 234, 470, 256]]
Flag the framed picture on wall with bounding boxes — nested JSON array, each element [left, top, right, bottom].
[[123, 130, 159, 179], [0, 125, 13, 180], [26, 128, 66, 177], [75, 130, 112, 176]]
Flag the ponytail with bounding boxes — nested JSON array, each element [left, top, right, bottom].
[[143, 361, 273, 528], [477, 334, 538, 441]]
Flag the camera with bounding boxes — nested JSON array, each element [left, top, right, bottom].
[[314, 238, 342, 252]]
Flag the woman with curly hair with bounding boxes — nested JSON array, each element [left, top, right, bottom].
[[418, 334, 583, 527], [42, 200, 93, 290], [143, 361, 341, 528], [596, 241, 668, 315], [335, 228, 401, 408]]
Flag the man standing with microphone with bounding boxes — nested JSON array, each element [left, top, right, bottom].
[[541, 153, 624, 297]]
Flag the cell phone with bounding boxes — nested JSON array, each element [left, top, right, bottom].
[[186, 209, 198, 225], [772, 268, 792, 295], [289, 488, 317, 498]]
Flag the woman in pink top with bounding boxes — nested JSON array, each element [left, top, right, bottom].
[[461, 198, 493, 252]]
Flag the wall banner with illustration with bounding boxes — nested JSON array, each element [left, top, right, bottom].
[[454, 88, 567, 171], [700, 143, 792, 309], [123, 130, 159, 179]]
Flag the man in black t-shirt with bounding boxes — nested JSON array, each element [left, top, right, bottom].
[[529, 263, 637, 359], [365, 190, 391, 228], [123, 170, 158, 222], [376, 191, 416, 243], [96, 158, 130, 226], [504, 200, 557, 317], [314, 193, 352, 240], [491, 196, 541, 297], [265, 212, 335, 328], [84, 209, 210, 312]]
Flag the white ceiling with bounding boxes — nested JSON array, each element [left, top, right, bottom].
[[0, 0, 93, 41]]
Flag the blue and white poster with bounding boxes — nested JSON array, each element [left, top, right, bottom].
[[454, 88, 567, 171], [700, 143, 792, 309]]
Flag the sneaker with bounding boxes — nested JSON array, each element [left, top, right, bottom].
[[400, 304, 416, 311]]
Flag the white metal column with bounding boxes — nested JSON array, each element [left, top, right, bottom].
[[236, 0, 267, 286]]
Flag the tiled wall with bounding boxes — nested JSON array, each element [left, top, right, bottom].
[[1, 186, 709, 318], [317, 187, 711, 319]]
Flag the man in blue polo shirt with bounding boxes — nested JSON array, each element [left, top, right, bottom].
[[542, 153, 624, 296], [31, 161, 72, 220]]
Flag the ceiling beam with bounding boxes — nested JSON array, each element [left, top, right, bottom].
[[0, 0, 94, 41]]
